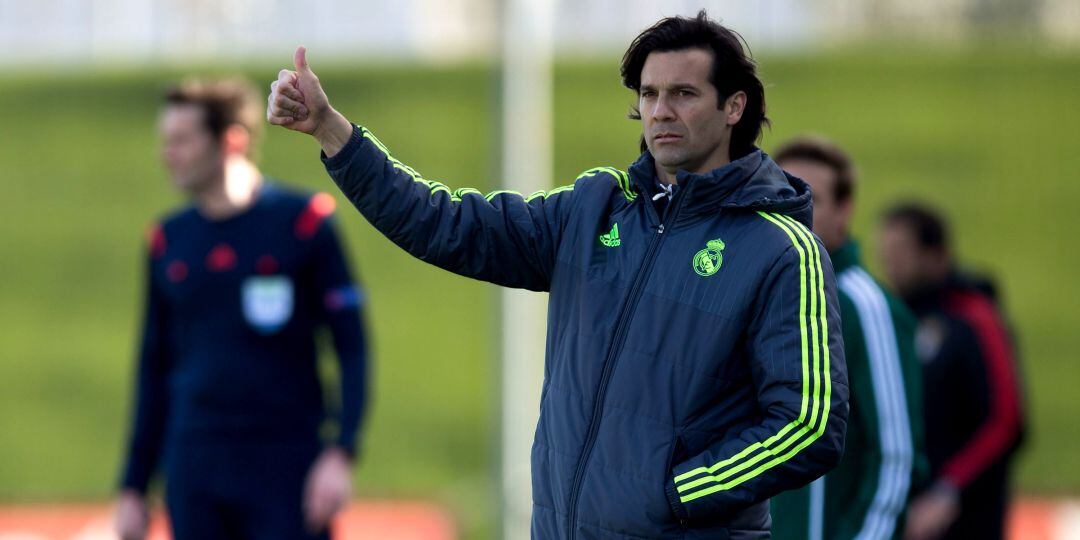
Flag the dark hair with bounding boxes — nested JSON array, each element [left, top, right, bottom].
[[620, 10, 769, 158], [773, 135, 856, 203], [165, 77, 263, 157], [882, 202, 950, 251]]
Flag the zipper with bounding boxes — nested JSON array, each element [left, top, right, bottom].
[[565, 186, 687, 539]]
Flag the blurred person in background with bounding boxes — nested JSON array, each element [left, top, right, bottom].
[[266, 11, 848, 539], [769, 137, 927, 540], [878, 203, 1024, 540], [114, 78, 369, 540]]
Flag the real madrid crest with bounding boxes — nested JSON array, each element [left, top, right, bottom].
[[693, 238, 726, 277]]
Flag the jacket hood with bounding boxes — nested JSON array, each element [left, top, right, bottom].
[[628, 148, 814, 228]]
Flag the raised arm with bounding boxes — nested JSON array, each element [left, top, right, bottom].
[[267, 47, 576, 291]]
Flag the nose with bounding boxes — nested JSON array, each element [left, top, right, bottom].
[[162, 145, 180, 170], [649, 93, 676, 121]]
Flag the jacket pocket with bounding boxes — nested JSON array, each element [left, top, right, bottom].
[[665, 433, 690, 527], [666, 433, 688, 477]]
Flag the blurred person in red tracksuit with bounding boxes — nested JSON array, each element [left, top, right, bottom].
[[878, 203, 1025, 540]]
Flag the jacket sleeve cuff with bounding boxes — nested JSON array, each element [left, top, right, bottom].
[[931, 477, 962, 498], [666, 477, 690, 522], [336, 436, 359, 460], [119, 471, 149, 495], [321, 124, 367, 170]]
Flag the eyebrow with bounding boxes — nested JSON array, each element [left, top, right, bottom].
[[639, 82, 701, 92]]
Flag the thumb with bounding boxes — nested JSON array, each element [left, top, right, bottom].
[[294, 46, 312, 75]]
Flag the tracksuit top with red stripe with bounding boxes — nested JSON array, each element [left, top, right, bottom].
[[905, 271, 1024, 537]]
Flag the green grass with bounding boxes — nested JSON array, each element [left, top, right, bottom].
[[1, 46, 1078, 538]]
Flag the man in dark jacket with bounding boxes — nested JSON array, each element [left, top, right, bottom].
[[878, 204, 1024, 540], [267, 11, 848, 539]]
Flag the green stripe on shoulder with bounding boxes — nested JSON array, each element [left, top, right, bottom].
[[360, 126, 576, 204], [576, 166, 636, 202]]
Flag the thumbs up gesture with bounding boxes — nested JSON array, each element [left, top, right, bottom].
[[268, 47, 353, 155]]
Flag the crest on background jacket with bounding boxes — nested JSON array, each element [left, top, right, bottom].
[[241, 275, 294, 334]]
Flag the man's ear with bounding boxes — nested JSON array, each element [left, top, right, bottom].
[[837, 197, 855, 231], [222, 124, 252, 157], [929, 245, 952, 279], [725, 91, 747, 126]]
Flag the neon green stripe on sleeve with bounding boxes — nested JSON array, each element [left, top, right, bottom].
[[674, 212, 830, 502]]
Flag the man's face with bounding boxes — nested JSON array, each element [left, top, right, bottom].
[[639, 48, 734, 175], [159, 104, 223, 194], [780, 158, 850, 253], [878, 221, 936, 297]]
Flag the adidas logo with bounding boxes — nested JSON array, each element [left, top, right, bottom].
[[599, 223, 621, 247]]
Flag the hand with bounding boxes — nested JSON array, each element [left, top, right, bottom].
[[303, 446, 353, 533], [267, 47, 353, 156], [114, 490, 149, 540], [904, 484, 960, 540]]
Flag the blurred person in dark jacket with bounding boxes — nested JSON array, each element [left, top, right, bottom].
[[114, 78, 368, 540], [878, 203, 1024, 540]]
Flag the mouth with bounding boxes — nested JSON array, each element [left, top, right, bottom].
[[653, 133, 683, 144]]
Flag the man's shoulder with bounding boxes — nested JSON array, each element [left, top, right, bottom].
[[837, 265, 899, 309], [836, 265, 878, 301], [834, 267, 877, 338], [940, 283, 1010, 344], [260, 181, 324, 210], [835, 265, 917, 338], [569, 166, 638, 203], [737, 211, 821, 264], [156, 204, 199, 232], [142, 205, 198, 259], [257, 182, 341, 242]]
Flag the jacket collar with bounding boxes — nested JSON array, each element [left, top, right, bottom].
[[627, 149, 815, 227], [830, 240, 860, 274]]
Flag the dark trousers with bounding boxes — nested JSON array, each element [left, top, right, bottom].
[[165, 438, 329, 540], [943, 463, 1012, 540]]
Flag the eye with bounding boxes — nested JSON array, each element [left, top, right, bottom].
[[640, 90, 657, 98]]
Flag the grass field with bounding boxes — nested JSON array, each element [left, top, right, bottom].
[[1, 45, 1078, 538]]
